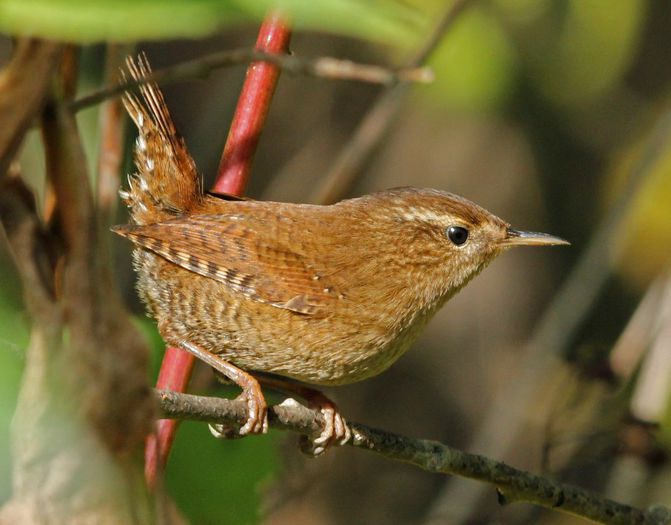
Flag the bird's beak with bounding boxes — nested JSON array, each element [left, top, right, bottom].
[[501, 228, 570, 247]]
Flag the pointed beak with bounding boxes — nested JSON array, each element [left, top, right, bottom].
[[501, 228, 570, 247]]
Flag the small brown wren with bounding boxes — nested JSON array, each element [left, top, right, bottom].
[[114, 55, 568, 454]]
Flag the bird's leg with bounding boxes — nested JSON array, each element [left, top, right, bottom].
[[178, 341, 268, 435], [254, 373, 351, 456]]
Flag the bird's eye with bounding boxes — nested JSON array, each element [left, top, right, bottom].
[[447, 226, 469, 246]]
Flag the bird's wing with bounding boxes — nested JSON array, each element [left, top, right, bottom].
[[112, 214, 341, 316]]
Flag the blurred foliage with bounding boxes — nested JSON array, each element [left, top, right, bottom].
[[608, 109, 671, 290], [1, 0, 648, 114], [166, 422, 278, 525], [422, 6, 517, 112], [0, 262, 27, 503], [413, 0, 648, 112], [0, 0, 423, 46], [518, 0, 647, 107], [662, 390, 671, 451]]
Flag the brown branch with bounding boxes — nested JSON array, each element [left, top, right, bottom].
[[0, 39, 63, 177], [0, 176, 57, 318], [97, 44, 134, 218], [156, 389, 671, 525], [309, 0, 475, 204], [70, 48, 432, 113], [41, 81, 154, 452]]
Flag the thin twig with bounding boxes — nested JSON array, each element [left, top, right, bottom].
[[97, 44, 133, 218], [70, 48, 432, 113], [309, 0, 475, 204], [155, 389, 671, 525], [42, 94, 93, 257], [610, 276, 668, 379], [0, 176, 56, 316]]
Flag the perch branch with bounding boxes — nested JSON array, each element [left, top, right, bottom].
[[155, 389, 671, 525], [70, 48, 431, 113]]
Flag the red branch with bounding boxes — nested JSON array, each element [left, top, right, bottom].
[[214, 12, 291, 193], [144, 12, 292, 488]]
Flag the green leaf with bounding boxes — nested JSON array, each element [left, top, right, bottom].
[[0, 0, 424, 46], [525, 0, 647, 106]]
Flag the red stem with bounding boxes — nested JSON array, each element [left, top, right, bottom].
[[144, 12, 292, 488], [214, 12, 291, 194], [144, 348, 195, 485]]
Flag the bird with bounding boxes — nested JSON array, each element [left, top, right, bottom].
[[113, 54, 568, 455]]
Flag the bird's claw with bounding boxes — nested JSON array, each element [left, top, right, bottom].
[[209, 382, 268, 439], [239, 385, 268, 435], [300, 399, 351, 457], [208, 422, 240, 440]]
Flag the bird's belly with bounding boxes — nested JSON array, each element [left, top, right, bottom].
[[135, 251, 425, 386]]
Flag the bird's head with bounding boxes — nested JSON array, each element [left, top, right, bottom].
[[358, 187, 568, 302]]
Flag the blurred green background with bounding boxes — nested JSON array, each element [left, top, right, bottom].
[[2, 0, 671, 523]]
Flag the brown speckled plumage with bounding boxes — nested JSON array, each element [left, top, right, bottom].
[[115, 185, 511, 384], [114, 55, 567, 443]]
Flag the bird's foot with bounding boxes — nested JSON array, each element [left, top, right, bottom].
[[209, 377, 268, 438], [237, 377, 268, 435], [300, 392, 351, 457], [255, 375, 351, 456]]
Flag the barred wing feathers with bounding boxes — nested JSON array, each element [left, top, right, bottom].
[[112, 215, 342, 316]]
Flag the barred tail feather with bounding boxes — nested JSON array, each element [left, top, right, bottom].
[[120, 53, 201, 225]]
